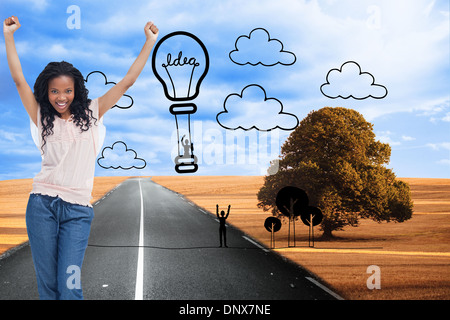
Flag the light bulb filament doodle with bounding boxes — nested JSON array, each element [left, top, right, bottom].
[[161, 52, 200, 99]]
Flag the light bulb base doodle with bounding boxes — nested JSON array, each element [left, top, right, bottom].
[[174, 156, 198, 174], [169, 103, 197, 115]]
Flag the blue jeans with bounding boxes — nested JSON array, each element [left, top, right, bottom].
[[25, 194, 94, 300]]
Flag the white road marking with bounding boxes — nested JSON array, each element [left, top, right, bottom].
[[135, 179, 145, 300], [242, 235, 270, 252], [93, 181, 125, 206], [305, 277, 344, 300]]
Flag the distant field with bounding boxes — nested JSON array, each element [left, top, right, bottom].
[[1, 176, 449, 300]]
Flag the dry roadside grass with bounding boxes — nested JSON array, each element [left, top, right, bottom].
[[1, 176, 449, 300], [0, 176, 130, 255]]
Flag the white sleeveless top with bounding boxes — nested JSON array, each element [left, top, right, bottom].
[[30, 98, 105, 207]]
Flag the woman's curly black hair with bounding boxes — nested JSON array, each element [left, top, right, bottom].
[[33, 61, 96, 152]]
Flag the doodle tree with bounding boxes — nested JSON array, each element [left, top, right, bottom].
[[301, 206, 323, 247], [264, 216, 282, 248], [257, 107, 413, 239], [275, 186, 308, 247]]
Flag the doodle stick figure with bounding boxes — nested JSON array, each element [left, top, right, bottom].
[[216, 204, 231, 247], [181, 135, 192, 158]]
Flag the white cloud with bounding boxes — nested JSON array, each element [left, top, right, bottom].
[[437, 158, 450, 166], [0, 161, 41, 181], [377, 131, 420, 147], [229, 28, 296, 66], [47, 44, 69, 59], [13, 0, 48, 11], [376, 131, 401, 146], [427, 142, 450, 151], [217, 84, 299, 131], [320, 61, 388, 100], [401, 135, 416, 141], [0, 128, 38, 156], [20, 38, 136, 71], [442, 113, 450, 122], [418, 98, 449, 116], [85, 71, 133, 109], [1, 0, 449, 179], [0, 129, 25, 143], [423, 99, 450, 123], [33, 0, 446, 119], [97, 141, 146, 170]]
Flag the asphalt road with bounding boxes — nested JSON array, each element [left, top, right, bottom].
[[0, 177, 341, 301]]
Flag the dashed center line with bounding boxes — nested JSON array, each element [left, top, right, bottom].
[[134, 179, 144, 300]]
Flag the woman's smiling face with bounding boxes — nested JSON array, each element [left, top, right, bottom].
[[47, 75, 75, 120]]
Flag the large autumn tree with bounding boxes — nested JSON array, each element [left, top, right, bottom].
[[257, 107, 413, 238]]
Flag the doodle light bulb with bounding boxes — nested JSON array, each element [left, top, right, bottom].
[[151, 31, 209, 173], [152, 31, 209, 102]]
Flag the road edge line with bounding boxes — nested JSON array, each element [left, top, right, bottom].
[[242, 235, 270, 252], [305, 276, 345, 300]]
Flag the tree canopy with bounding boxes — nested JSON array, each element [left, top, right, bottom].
[[257, 107, 413, 238]]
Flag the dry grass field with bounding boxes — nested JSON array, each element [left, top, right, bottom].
[[1, 175, 449, 300], [0, 176, 130, 255], [151, 176, 450, 300]]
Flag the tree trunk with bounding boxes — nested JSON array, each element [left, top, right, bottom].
[[321, 226, 334, 239]]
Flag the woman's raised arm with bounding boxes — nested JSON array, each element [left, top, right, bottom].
[[4, 16, 38, 125], [98, 21, 159, 119]]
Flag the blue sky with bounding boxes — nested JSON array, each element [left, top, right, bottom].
[[0, 0, 449, 180]]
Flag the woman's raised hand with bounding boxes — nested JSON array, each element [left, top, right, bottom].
[[144, 21, 159, 43], [3, 16, 21, 35]]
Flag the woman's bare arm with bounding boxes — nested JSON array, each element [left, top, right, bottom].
[[4, 16, 38, 125], [98, 21, 159, 119]]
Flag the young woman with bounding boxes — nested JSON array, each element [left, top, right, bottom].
[[3, 16, 159, 300]]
